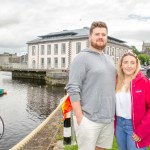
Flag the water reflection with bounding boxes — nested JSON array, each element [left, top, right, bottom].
[[26, 86, 64, 119], [0, 71, 65, 150]]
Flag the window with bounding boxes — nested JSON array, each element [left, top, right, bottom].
[[47, 58, 51, 68], [120, 49, 123, 57], [54, 57, 58, 68], [54, 44, 58, 55], [105, 46, 110, 55], [61, 57, 65, 68], [47, 45, 51, 55], [61, 43, 66, 54], [41, 45, 45, 55], [32, 46, 36, 56], [32, 60, 36, 68], [76, 42, 81, 54], [41, 58, 44, 68], [111, 47, 115, 56], [116, 48, 119, 57]]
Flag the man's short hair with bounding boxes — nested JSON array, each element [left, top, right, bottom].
[[90, 21, 108, 35]]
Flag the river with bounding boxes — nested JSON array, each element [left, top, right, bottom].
[[0, 71, 65, 150]]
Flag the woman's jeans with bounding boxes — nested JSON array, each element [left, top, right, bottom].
[[116, 116, 146, 150]]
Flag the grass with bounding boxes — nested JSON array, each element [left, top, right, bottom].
[[65, 145, 78, 150], [64, 137, 150, 150]]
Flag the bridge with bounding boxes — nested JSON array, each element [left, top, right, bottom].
[[0, 63, 68, 86]]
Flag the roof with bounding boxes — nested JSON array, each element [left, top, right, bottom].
[[27, 27, 126, 44]]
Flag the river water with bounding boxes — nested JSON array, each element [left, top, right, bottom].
[[0, 71, 65, 150]]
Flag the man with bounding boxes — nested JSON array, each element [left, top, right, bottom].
[[66, 21, 116, 150]]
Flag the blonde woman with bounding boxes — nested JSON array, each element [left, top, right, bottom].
[[115, 52, 150, 150]]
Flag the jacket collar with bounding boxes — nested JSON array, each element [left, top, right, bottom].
[[132, 71, 144, 84]]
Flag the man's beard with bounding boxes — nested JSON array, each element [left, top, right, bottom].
[[91, 40, 106, 50]]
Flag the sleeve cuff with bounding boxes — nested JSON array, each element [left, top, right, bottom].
[[69, 93, 81, 102]]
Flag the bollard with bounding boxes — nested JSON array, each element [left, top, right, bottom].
[[63, 111, 71, 145]]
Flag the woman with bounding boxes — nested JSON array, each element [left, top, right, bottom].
[[115, 51, 150, 150]]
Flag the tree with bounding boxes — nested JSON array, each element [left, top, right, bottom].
[[131, 46, 140, 55], [138, 54, 149, 65], [131, 46, 150, 65]]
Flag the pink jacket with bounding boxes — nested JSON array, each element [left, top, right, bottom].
[[131, 71, 150, 148]]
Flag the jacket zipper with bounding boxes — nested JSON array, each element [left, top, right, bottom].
[[131, 81, 140, 148]]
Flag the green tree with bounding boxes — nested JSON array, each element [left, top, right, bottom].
[[131, 46, 150, 65], [131, 46, 140, 55], [138, 54, 149, 65]]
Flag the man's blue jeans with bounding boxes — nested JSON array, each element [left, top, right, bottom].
[[116, 116, 146, 150]]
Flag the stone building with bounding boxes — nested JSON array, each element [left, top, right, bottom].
[[0, 53, 20, 64], [142, 41, 150, 58], [0, 52, 28, 69], [27, 27, 131, 70]]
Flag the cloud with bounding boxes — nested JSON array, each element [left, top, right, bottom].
[[0, 0, 150, 53], [128, 14, 150, 21], [0, 18, 20, 28]]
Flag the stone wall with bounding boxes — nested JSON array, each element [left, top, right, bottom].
[[12, 69, 68, 86]]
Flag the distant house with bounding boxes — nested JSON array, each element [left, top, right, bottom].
[[0, 52, 28, 69], [142, 41, 150, 58], [20, 54, 28, 64], [27, 27, 131, 70], [0, 53, 10, 64], [0, 53, 20, 64]]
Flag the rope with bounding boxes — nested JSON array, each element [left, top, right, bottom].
[[0, 116, 5, 140], [10, 94, 68, 150]]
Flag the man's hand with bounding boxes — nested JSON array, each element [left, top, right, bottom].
[[132, 133, 141, 142], [71, 100, 83, 125], [76, 114, 83, 125]]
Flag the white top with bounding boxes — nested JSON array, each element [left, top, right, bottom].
[[116, 86, 131, 119]]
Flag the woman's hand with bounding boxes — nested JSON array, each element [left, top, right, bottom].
[[132, 133, 141, 142]]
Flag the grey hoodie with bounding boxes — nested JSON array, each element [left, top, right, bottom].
[[66, 48, 116, 123]]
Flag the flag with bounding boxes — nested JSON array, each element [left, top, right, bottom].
[[61, 95, 72, 120]]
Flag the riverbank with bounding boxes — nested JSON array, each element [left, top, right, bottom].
[[12, 69, 68, 86], [11, 109, 63, 150]]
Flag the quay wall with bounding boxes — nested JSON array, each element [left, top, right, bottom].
[[12, 69, 68, 86]]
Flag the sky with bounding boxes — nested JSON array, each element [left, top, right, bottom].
[[0, 0, 150, 55]]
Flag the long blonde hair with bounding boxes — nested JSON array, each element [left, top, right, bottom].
[[116, 51, 141, 93]]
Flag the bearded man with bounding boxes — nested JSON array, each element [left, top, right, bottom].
[[66, 21, 116, 150]]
